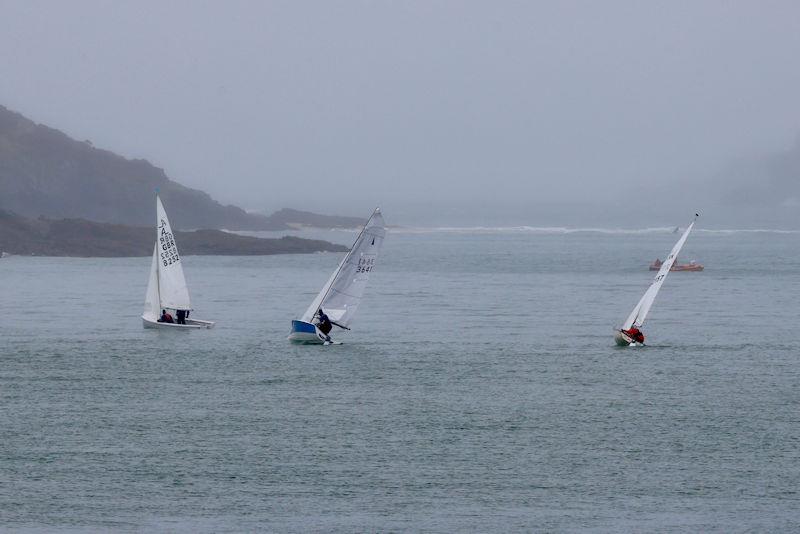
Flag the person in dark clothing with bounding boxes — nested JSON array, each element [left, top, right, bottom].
[[623, 326, 645, 344], [316, 309, 333, 337], [176, 309, 186, 325], [158, 309, 174, 323], [314, 308, 351, 342]]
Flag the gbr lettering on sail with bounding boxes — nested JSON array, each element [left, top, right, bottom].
[[158, 218, 180, 267]]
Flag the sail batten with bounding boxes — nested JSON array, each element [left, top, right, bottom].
[[622, 217, 697, 330], [300, 208, 386, 328]]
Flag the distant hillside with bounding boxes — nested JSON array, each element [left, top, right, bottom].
[[0, 105, 286, 230], [268, 208, 367, 228], [697, 136, 800, 226], [718, 137, 800, 208], [0, 210, 347, 257]]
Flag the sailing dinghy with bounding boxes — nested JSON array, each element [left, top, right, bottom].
[[142, 195, 214, 329], [288, 208, 386, 344], [615, 214, 698, 346]]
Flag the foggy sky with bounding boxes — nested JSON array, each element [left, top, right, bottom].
[[1, 1, 799, 225]]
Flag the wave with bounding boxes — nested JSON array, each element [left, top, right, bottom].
[[390, 226, 667, 235], [694, 228, 800, 235], [387, 226, 800, 235], [229, 226, 800, 237]]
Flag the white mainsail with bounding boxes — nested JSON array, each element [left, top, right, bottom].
[[301, 208, 386, 328], [154, 196, 192, 311], [622, 216, 697, 330], [143, 243, 160, 320]]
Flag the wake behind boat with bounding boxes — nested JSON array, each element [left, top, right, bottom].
[[615, 214, 699, 346], [288, 208, 386, 344], [142, 195, 214, 330]]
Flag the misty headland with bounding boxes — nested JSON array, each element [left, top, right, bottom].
[[0, 105, 358, 256]]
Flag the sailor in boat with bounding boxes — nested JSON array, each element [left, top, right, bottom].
[[315, 309, 333, 341], [621, 326, 645, 344], [158, 309, 174, 324], [315, 308, 350, 342], [176, 309, 187, 325]]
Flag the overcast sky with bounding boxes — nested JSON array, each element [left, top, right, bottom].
[[1, 1, 799, 224]]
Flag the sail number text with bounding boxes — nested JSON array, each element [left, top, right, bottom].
[[356, 257, 375, 274], [158, 220, 181, 267]]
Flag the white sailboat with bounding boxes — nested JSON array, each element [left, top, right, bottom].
[[288, 207, 386, 344], [615, 214, 698, 346], [142, 195, 214, 329]]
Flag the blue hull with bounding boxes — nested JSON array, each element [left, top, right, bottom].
[[288, 320, 325, 344]]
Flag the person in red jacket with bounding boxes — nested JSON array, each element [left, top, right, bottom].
[[623, 326, 645, 344], [158, 309, 174, 323]]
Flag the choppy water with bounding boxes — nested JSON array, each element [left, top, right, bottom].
[[1, 228, 799, 532]]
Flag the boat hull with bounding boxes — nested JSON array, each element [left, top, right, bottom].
[[288, 320, 330, 344], [614, 330, 642, 347], [142, 316, 215, 329], [671, 264, 703, 271], [649, 263, 704, 271]]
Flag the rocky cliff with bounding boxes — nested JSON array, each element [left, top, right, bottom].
[[0, 105, 284, 230]]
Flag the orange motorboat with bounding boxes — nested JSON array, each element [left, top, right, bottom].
[[649, 258, 704, 271]]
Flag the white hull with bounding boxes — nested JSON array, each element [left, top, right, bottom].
[[142, 316, 215, 329], [614, 330, 642, 347], [287, 332, 326, 344]]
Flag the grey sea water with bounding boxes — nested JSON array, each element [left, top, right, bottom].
[[1, 228, 799, 532]]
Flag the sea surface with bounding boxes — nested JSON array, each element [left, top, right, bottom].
[[1, 227, 799, 532]]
